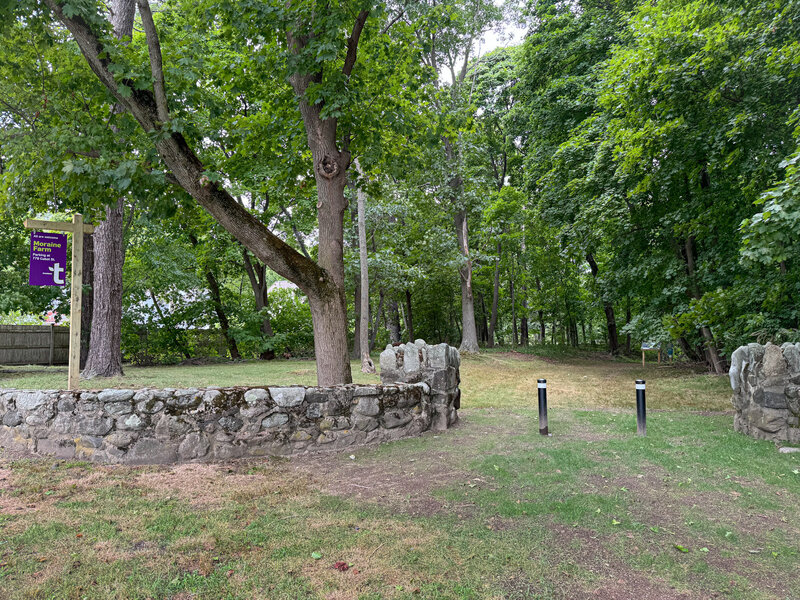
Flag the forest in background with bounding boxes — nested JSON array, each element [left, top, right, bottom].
[[1, 0, 799, 376]]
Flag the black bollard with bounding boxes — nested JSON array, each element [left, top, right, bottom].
[[538, 379, 549, 436], [636, 379, 646, 436]]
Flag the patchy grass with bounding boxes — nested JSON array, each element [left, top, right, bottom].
[[3, 351, 795, 599]]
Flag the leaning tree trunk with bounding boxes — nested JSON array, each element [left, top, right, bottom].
[[354, 161, 375, 373], [454, 209, 480, 353], [82, 200, 125, 378]]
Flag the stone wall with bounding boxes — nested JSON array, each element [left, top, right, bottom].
[[730, 342, 800, 442], [0, 340, 460, 464]]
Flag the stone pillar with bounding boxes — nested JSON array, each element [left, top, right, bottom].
[[379, 339, 461, 430], [730, 341, 800, 443]]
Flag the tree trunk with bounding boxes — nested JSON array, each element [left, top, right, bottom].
[[625, 297, 631, 354], [308, 171, 353, 384], [352, 276, 361, 359], [404, 289, 414, 342], [82, 200, 125, 378], [586, 252, 619, 356], [681, 235, 726, 374], [478, 292, 489, 344], [387, 299, 402, 344], [369, 288, 385, 351], [242, 249, 275, 360], [205, 268, 241, 360], [454, 209, 479, 353], [79, 233, 93, 369], [510, 269, 518, 346], [488, 241, 500, 348], [82, 0, 135, 378], [354, 160, 375, 373], [520, 288, 529, 347]]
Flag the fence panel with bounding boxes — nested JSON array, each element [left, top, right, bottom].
[[0, 325, 70, 366]]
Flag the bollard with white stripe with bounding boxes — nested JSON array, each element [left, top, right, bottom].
[[635, 379, 646, 436], [537, 379, 549, 436]]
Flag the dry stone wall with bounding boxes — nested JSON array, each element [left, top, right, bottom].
[[0, 340, 460, 464], [730, 341, 800, 442]]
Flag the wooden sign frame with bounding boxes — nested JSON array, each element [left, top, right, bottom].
[[24, 215, 95, 390]]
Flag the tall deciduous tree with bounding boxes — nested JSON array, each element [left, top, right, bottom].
[[81, 0, 133, 378]]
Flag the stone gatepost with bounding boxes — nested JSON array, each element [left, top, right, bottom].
[[730, 341, 800, 442], [379, 339, 461, 430]]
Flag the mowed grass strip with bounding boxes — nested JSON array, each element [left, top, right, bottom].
[[2, 352, 798, 599]]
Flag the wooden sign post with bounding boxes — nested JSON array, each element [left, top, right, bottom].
[[25, 215, 94, 390]]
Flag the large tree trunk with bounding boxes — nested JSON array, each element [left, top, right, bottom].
[[454, 209, 480, 353], [82, 0, 135, 378], [307, 170, 352, 385], [354, 161, 375, 373], [242, 249, 275, 360], [79, 233, 93, 369], [82, 200, 125, 378], [586, 252, 619, 356], [487, 241, 500, 348], [404, 289, 414, 342]]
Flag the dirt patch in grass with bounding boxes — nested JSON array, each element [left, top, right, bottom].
[[288, 411, 523, 517], [135, 462, 310, 508], [547, 523, 702, 600]]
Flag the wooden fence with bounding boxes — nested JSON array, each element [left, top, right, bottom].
[[0, 325, 70, 366]]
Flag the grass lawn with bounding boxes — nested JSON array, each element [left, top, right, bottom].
[[2, 350, 799, 599]]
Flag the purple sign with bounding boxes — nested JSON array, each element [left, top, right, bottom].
[[29, 231, 68, 286]]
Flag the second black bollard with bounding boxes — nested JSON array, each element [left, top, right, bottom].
[[636, 379, 646, 436], [538, 379, 549, 435]]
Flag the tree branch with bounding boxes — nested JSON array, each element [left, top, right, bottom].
[[136, 0, 169, 122], [343, 10, 369, 77]]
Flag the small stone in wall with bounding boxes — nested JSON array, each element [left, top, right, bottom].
[[98, 389, 135, 403], [271, 387, 305, 408], [2, 411, 22, 427], [262, 413, 289, 429], [244, 388, 269, 405], [218, 416, 244, 432], [354, 397, 380, 417]]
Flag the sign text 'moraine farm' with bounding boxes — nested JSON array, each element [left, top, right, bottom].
[[29, 231, 67, 286]]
